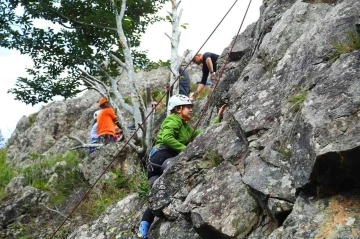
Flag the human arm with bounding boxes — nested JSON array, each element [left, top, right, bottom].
[[205, 57, 215, 75], [190, 83, 206, 100], [109, 108, 123, 131], [211, 104, 227, 124]]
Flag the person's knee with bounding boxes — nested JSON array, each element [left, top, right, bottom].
[[161, 157, 174, 173], [149, 175, 159, 188]]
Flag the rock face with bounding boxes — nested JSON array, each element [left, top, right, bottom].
[[67, 194, 145, 239], [2, 0, 360, 238], [146, 0, 360, 238]]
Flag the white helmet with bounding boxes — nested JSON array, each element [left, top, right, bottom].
[[168, 94, 193, 111], [93, 110, 101, 120]]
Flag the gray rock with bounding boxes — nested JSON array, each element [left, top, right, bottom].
[[269, 190, 360, 239], [67, 194, 145, 239], [0, 186, 49, 229]]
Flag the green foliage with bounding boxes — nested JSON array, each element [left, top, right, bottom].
[[21, 151, 85, 205], [123, 97, 133, 105], [330, 31, 360, 62], [190, 82, 211, 100], [76, 168, 149, 220], [276, 144, 292, 159], [151, 89, 165, 102], [181, 23, 189, 29], [0, 150, 85, 203], [0, 129, 5, 148], [142, 59, 171, 72], [133, 170, 150, 199], [0, 0, 166, 105], [125, 169, 150, 199], [28, 112, 38, 127], [0, 149, 16, 199], [286, 88, 308, 113], [259, 53, 279, 76], [200, 150, 223, 168]]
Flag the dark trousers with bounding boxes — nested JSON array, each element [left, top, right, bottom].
[[98, 134, 115, 145], [141, 149, 177, 223]]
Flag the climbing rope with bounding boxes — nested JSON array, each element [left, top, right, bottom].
[[191, 0, 253, 135], [49, 0, 248, 238]]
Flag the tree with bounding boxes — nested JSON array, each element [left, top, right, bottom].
[[0, 0, 167, 154], [1, 0, 165, 105], [165, 0, 192, 115]]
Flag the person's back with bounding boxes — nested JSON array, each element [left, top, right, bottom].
[[97, 97, 123, 144], [155, 113, 200, 153], [178, 67, 190, 96], [97, 108, 117, 137], [89, 110, 101, 153]]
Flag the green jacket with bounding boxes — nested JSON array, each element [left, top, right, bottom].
[[155, 114, 203, 153]]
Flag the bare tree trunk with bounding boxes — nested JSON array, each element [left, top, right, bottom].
[[169, 0, 183, 95], [167, 0, 183, 116]]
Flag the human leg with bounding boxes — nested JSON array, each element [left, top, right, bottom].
[[136, 149, 176, 238]]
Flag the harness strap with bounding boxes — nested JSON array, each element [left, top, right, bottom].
[[147, 145, 167, 171]]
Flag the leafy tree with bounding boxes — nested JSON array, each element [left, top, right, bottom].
[[1, 0, 165, 105], [0, 0, 167, 154]]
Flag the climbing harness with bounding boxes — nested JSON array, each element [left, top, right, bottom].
[[49, 0, 252, 237], [146, 145, 168, 171]]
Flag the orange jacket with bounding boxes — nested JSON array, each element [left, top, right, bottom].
[[97, 108, 117, 137]]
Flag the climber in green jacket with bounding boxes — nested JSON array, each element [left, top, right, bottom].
[[134, 94, 227, 239]]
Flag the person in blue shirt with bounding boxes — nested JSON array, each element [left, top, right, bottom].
[[89, 110, 101, 153]]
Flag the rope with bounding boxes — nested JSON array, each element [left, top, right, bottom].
[[49, 1, 239, 238], [191, 0, 253, 137]]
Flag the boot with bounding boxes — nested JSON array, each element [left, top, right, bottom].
[[134, 221, 150, 239]]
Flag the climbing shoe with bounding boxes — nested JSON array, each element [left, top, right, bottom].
[[134, 233, 147, 239], [135, 221, 150, 239]]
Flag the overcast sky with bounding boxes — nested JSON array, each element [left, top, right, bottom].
[[0, 0, 262, 141]]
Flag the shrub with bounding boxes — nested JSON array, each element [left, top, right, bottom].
[[28, 112, 38, 127], [286, 88, 308, 113], [200, 150, 224, 168], [0, 149, 17, 200], [330, 31, 360, 62], [259, 53, 279, 76]]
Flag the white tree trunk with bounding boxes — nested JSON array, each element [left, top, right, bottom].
[[72, 0, 184, 155], [112, 0, 146, 141], [167, 0, 183, 115], [169, 0, 182, 94]]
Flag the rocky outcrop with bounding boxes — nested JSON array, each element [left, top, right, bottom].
[[68, 194, 145, 239], [269, 189, 360, 238], [0, 186, 49, 230], [2, 0, 360, 238], [146, 0, 360, 238]]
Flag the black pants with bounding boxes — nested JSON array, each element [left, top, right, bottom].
[[98, 134, 115, 145], [141, 148, 177, 223]]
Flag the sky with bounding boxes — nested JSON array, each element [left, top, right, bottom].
[[0, 0, 262, 141]]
